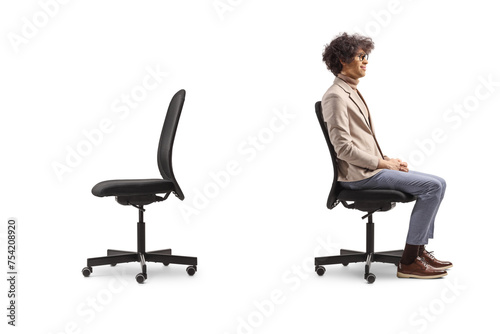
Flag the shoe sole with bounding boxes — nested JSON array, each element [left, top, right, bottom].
[[436, 264, 453, 270], [397, 271, 447, 279]]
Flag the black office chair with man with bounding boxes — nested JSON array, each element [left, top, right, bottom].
[[314, 101, 416, 283]]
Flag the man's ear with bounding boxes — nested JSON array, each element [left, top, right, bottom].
[[339, 57, 350, 68]]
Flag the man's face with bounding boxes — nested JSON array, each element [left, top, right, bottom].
[[341, 48, 368, 79]]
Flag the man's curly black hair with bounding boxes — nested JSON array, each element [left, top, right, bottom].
[[322, 32, 375, 76]]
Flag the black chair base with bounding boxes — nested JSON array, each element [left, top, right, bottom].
[[83, 248, 197, 283], [314, 213, 402, 284], [82, 205, 197, 283]]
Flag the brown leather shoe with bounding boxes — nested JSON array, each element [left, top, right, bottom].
[[420, 249, 453, 270], [397, 257, 448, 279]]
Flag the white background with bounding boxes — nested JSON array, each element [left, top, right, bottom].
[[1, 0, 499, 333]]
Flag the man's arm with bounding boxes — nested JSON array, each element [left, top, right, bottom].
[[323, 93, 381, 170], [323, 93, 409, 172]]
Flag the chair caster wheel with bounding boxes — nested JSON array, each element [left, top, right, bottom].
[[82, 267, 93, 277], [342, 262, 349, 266], [315, 265, 326, 276], [365, 273, 376, 284], [136, 273, 146, 284], [110, 263, 117, 267], [186, 265, 197, 276], [163, 263, 170, 266]]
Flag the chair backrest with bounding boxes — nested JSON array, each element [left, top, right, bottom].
[[315, 101, 342, 209], [157, 89, 186, 200]]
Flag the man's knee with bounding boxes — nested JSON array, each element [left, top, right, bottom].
[[434, 176, 446, 197], [440, 178, 447, 196], [427, 178, 444, 198]]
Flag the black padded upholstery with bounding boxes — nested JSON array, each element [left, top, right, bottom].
[[91, 89, 186, 203], [157, 89, 185, 200], [338, 189, 414, 203], [92, 179, 174, 197]]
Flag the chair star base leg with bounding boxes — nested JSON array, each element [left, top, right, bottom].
[[85, 248, 197, 282], [315, 248, 403, 283], [83, 206, 197, 283]]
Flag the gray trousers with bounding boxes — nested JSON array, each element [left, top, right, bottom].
[[339, 170, 446, 245]]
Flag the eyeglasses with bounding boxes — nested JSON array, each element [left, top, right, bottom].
[[357, 53, 369, 61]]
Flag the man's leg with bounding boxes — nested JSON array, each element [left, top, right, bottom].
[[340, 170, 449, 278], [341, 169, 445, 245], [410, 171, 446, 241]]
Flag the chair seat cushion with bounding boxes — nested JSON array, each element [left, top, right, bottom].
[[338, 189, 415, 203], [92, 179, 174, 197]]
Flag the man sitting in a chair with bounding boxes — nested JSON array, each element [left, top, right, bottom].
[[321, 32, 452, 279]]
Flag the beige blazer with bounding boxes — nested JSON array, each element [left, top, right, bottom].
[[321, 77, 385, 182]]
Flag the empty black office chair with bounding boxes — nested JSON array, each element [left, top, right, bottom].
[[82, 89, 197, 283], [314, 101, 415, 283]]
